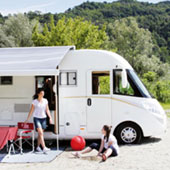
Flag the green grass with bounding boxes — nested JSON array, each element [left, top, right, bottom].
[[160, 102, 170, 110], [167, 112, 170, 118], [160, 102, 170, 118]]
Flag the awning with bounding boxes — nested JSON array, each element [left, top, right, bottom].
[[0, 46, 75, 76]]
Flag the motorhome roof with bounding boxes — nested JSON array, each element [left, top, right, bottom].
[[73, 49, 133, 70], [0, 47, 132, 76], [0, 46, 75, 76]]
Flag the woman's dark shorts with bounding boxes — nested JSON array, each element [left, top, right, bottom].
[[33, 117, 47, 130], [89, 142, 118, 157]]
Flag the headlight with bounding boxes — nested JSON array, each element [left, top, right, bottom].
[[142, 102, 162, 114]]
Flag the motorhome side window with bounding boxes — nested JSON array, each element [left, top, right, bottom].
[[0, 76, 13, 85], [92, 71, 110, 95], [60, 71, 77, 86], [113, 70, 141, 97]]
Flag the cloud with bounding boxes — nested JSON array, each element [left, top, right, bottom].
[[0, 1, 55, 16]]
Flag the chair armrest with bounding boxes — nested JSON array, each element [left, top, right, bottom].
[[19, 130, 32, 136], [22, 130, 32, 133]]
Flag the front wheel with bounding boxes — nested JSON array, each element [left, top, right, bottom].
[[115, 122, 142, 144]]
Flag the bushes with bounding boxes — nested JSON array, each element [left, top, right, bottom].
[[142, 71, 170, 103], [153, 81, 170, 103]]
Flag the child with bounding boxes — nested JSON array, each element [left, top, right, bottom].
[[72, 125, 119, 161]]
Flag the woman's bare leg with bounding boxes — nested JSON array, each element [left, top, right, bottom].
[[80, 147, 92, 154], [37, 128, 46, 149], [37, 134, 41, 147], [104, 148, 113, 158], [72, 147, 93, 158]]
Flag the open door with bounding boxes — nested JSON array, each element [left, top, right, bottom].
[[35, 76, 59, 134]]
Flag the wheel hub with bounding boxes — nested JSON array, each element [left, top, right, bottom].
[[121, 127, 137, 143]]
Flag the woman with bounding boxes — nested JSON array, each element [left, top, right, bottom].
[[72, 125, 119, 161], [25, 88, 53, 153]]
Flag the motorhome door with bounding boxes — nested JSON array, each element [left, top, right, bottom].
[[86, 70, 112, 133], [35, 76, 58, 133]]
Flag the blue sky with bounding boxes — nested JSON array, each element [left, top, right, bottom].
[[0, 0, 167, 16]]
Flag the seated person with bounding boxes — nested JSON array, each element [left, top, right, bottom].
[[72, 125, 119, 161]]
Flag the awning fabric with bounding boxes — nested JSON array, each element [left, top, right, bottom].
[[0, 46, 75, 76]]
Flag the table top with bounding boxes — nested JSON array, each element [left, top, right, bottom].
[[0, 126, 18, 150]]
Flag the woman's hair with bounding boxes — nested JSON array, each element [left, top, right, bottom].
[[33, 88, 44, 99], [103, 125, 112, 142]]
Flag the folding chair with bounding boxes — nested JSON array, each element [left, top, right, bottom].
[[14, 122, 34, 154]]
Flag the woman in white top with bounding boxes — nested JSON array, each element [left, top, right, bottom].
[[72, 125, 119, 161], [25, 88, 53, 153]]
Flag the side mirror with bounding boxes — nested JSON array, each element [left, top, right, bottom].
[[121, 69, 128, 88], [53, 84, 57, 93]]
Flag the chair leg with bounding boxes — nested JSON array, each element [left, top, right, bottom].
[[19, 138, 23, 154], [32, 131, 34, 152], [6, 141, 9, 152], [11, 143, 15, 154]]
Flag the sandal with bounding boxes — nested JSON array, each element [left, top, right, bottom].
[[102, 153, 107, 161]]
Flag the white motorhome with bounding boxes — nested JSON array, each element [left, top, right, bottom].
[[0, 46, 167, 144]]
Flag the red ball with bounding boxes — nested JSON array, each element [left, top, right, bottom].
[[71, 136, 86, 151]]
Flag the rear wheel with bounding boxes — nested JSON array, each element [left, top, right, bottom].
[[115, 122, 142, 144]]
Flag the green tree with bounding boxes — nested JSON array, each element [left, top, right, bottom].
[[0, 29, 15, 47], [1, 14, 35, 47], [142, 71, 170, 102], [32, 16, 108, 49], [107, 17, 165, 75]]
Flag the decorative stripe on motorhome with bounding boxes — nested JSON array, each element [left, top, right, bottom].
[[64, 96, 141, 109]]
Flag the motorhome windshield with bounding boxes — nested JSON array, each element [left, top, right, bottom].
[[127, 70, 151, 98]]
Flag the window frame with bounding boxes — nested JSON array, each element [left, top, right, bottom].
[[0, 76, 13, 85], [59, 70, 77, 87], [113, 69, 143, 97], [91, 70, 111, 96], [127, 69, 151, 98]]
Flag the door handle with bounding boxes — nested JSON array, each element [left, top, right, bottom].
[[87, 98, 92, 106]]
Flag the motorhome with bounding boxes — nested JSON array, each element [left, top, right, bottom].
[[0, 46, 167, 144]]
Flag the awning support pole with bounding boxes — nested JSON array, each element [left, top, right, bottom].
[[55, 74, 59, 151]]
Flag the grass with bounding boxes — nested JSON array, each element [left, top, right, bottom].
[[160, 102, 170, 118], [167, 112, 170, 118], [160, 102, 170, 110]]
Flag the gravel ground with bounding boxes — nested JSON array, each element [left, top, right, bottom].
[[0, 118, 170, 170]]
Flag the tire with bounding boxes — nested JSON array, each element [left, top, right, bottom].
[[115, 122, 142, 144]]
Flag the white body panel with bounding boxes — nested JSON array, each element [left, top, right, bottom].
[[0, 76, 34, 125], [58, 50, 167, 139], [0, 49, 167, 140]]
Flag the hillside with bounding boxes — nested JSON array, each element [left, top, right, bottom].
[[58, 0, 170, 62], [0, 0, 170, 102], [0, 0, 170, 62]]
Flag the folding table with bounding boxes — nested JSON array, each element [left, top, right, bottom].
[[0, 126, 18, 155]]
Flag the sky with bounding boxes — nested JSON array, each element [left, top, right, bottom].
[[0, 0, 168, 16]]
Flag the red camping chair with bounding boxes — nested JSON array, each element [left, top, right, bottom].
[[15, 122, 34, 154]]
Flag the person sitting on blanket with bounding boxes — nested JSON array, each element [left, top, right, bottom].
[[72, 125, 119, 161]]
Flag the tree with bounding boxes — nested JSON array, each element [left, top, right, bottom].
[[59, 1, 170, 62], [0, 14, 35, 47], [32, 16, 108, 49], [0, 29, 15, 47], [107, 17, 164, 75]]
